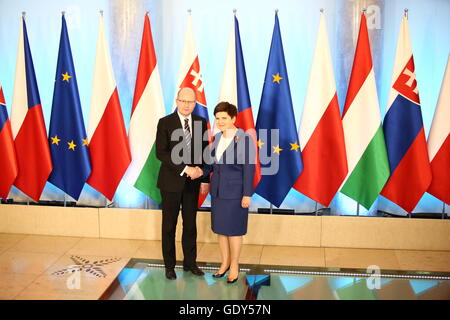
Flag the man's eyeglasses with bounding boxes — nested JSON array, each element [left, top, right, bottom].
[[177, 99, 196, 105]]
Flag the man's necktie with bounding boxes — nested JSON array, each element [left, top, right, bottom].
[[184, 118, 191, 147]]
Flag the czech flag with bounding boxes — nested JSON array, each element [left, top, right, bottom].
[[218, 13, 261, 188], [10, 16, 52, 202]]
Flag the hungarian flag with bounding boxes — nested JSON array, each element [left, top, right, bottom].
[[0, 83, 18, 199], [427, 54, 450, 205], [174, 13, 211, 207], [124, 13, 165, 204], [87, 13, 131, 200], [218, 14, 261, 188], [340, 12, 390, 209], [10, 16, 52, 202], [293, 12, 348, 207], [381, 14, 431, 213]]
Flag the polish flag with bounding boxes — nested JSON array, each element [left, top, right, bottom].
[[87, 13, 131, 200], [218, 13, 261, 188], [10, 17, 52, 202], [174, 13, 211, 207], [293, 12, 348, 207], [427, 54, 450, 205], [0, 83, 18, 199], [381, 14, 431, 213]]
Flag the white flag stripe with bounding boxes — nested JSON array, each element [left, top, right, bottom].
[[219, 21, 238, 106], [125, 67, 165, 184], [387, 16, 414, 110], [342, 70, 381, 172], [173, 15, 197, 110], [10, 21, 27, 138], [299, 14, 336, 150], [88, 15, 116, 141], [428, 54, 450, 161]]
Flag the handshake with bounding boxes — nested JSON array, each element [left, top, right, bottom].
[[185, 166, 203, 180]]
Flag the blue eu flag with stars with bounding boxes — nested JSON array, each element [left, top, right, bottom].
[[255, 12, 303, 207], [48, 14, 91, 200]]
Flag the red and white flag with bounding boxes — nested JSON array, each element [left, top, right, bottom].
[[174, 13, 211, 207], [293, 12, 348, 207], [87, 13, 131, 200], [427, 54, 450, 205], [10, 17, 52, 202]]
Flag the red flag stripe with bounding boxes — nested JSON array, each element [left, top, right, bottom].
[[131, 14, 157, 117], [381, 128, 431, 212], [0, 121, 18, 199], [13, 105, 52, 201], [342, 13, 373, 117], [428, 134, 450, 205], [294, 94, 348, 207], [87, 89, 131, 200]]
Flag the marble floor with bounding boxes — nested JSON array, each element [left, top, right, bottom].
[[0, 233, 449, 300]]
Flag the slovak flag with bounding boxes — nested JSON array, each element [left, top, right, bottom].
[[0, 83, 18, 199], [218, 13, 261, 188], [174, 12, 211, 207], [10, 16, 52, 202], [87, 13, 131, 200], [381, 14, 431, 213]]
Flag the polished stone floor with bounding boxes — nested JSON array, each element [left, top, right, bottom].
[[0, 233, 449, 300]]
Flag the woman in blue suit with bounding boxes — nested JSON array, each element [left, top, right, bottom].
[[198, 102, 255, 283]]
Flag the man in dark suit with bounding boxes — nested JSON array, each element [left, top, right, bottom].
[[156, 87, 209, 280]]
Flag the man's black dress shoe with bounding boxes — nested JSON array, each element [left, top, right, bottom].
[[165, 268, 177, 280], [183, 265, 205, 276], [213, 267, 230, 278]]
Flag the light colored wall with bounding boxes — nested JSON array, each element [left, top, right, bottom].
[[1, 205, 449, 251]]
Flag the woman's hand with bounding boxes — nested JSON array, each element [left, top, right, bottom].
[[241, 196, 251, 208], [200, 183, 210, 195]]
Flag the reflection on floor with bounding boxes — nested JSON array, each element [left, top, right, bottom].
[[101, 259, 450, 300], [1, 233, 449, 300]]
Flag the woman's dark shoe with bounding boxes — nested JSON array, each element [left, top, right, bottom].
[[227, 276, 238, 284], [212, 266, 230, 278]]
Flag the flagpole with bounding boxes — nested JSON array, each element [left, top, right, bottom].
[[442, 202, 446, 220], [356, 202, 360, 216], [314, 201, 318, 216], [269, 203, 273, 214]]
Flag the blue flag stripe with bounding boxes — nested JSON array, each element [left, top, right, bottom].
[[22, 19, 41, 109], [383, 94, 424, 173]]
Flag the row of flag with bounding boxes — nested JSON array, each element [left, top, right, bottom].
[[0, 11, 448, 214]]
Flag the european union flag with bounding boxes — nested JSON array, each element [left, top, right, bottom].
[[48, 14, 91, 200], [255, 12, 303, 207]]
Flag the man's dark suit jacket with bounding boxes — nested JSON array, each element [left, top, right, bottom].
[[156, 111, 209, 191]]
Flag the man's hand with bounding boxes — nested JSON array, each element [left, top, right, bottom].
[[200, 183, 209, 195], [241, 196, 251, 208], [186, 166, 203, 179]]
